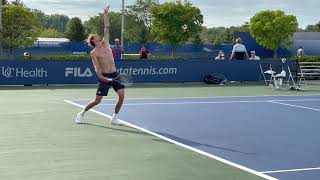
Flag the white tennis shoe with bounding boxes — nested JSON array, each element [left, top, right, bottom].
[[110, 117, 122, 125], [75, 111, 84, 124]]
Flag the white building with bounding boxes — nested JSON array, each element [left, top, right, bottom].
[[33, 38, 70, 48]]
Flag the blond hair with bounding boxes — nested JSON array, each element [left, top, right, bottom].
[[235, 38, 242, 44], [87, 34, 99, 48]]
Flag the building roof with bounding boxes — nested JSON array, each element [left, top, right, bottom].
[[36, 38, 70, 42]]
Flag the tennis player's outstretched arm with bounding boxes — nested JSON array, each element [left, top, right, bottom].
[[103, 4, 110, 46]]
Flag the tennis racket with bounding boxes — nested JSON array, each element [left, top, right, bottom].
[[107, 73, 133, 86]]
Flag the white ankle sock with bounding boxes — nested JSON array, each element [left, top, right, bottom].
[[112, 113, 118, 118]]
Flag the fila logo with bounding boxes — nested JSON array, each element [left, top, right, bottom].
[[65, 67, 93, 77]]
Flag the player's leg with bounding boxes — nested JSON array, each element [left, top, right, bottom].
[[75, 81, 110, 123], [115, 88, 125, 114], [75, 95, 103, 123], [84, 95, 103, 111], [110, 83, 125, 125]]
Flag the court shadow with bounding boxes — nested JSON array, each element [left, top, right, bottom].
[[154, 132, 257, 156], [77, 122, 150, 136], [303, 89, 320, 93]]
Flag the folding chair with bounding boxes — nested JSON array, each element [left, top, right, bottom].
[[287, 61, 307, 90], [260, 59, 302, 90], [259, 63, 273, 85]]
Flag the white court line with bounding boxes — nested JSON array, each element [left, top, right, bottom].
[[276, 99, 320, 102], [97, 99, 320, 106], [64, 99, 278, 180], [261, 167, 320, 174], [75, 94, 320, 101], [269, 101, 320, 112]]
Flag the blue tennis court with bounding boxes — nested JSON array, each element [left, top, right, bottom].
[[67, 95, 320, 180]]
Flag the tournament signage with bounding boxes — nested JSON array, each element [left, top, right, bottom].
[[0, 60, 95, 85], [2, 66, 48, 78], [0, 60, 296, 85]]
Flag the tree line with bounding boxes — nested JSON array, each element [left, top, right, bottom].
[[1, 0, 319, 57]]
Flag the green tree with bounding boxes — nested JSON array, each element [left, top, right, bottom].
[[65, 17, 86, 42], [84, 14, 104, 36], [126, 0, 159, 43], [84, 12, 121, 44], [2, 5, 40, 54], [127, 0, 159, 29], [249, 10, 298, 59], [109, 12, 122, 43], [296, 28, 305, 32], [239, 22, 250, 32], [199, 27, 229, 45], [188, 33, 202, 44], [124, 14, 149, 43], [32, 9, 46, 27], [84, 12, 147, 44], [45, 14, 69, 33], [228, 26, 240, 43], [151, 0, 203, 54], [198, 27, 209, 44], [305, 24, 318, 32], [316, 21, 320, 31], [10, 0, 24, 6], [33, 9, 69, 33], [39, 28, 63, 38], [2, 0, 9, 5]]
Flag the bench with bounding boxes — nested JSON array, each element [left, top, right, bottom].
[[298, 62, 320, 80]]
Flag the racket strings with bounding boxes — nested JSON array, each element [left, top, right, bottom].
[[118, 74, 133, 86]]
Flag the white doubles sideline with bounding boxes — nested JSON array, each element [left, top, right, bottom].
[[261, 167, 320, 174], [269, 101, 320, 112], [64, 99, 278, 180]]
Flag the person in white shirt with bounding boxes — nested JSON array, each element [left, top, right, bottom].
[[229, 38, 249, 60], [297, 46, 305, 59], [249, 50, 260, 60], [215, 50, 225, 60]]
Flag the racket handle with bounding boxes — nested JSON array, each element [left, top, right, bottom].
[[107, 78, 113, 81]]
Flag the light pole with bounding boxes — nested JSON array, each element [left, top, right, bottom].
[[0, 2, 3, 56], [121, 0, 124, 47]]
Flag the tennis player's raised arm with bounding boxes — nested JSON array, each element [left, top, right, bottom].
[[103, 5, 110, 46]]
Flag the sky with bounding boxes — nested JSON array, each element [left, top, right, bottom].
[[22, 0, 319, 28]]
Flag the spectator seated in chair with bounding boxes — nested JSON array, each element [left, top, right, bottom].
[[139, 46, 150, 59], [215, 50, 225, 60], [249, 51, 260, 60]]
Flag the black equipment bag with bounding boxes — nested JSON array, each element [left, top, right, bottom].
[[204, 73, 227, 84]]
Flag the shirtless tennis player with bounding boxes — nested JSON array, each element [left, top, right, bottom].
[[75, 4, 124, 125]]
